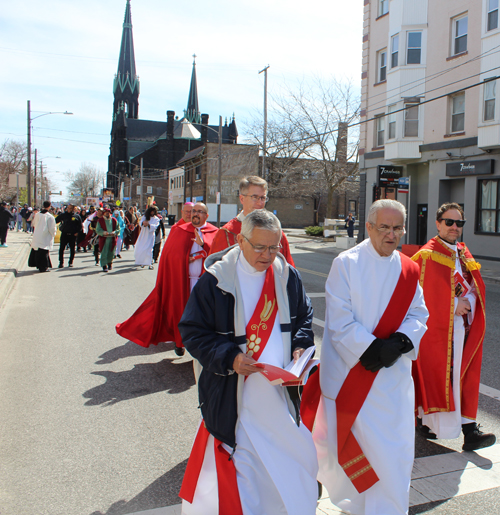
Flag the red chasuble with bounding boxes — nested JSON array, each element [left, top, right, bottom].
[[209, 217, 295, 267], [411, 237, 486, 419], [180, 266, 277, 514], [115, 222, 218, 348]]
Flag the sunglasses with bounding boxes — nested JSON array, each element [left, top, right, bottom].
[[439, 218, 466, 228]]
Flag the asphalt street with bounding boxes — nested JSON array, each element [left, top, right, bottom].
[[0, 237, 499, 515]]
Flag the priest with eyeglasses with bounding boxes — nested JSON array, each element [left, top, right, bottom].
[[412, 202, 495, 452], [313, 199, 428, 515], [179, 209, 318, 515]]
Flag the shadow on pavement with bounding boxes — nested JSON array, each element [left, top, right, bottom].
[[83, 358, 196, 406], [56, 269, 104, 278], [89, 459, 187, 515], [96, 341, 174, 365]]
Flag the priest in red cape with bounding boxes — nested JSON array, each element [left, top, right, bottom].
[[313, 200, 428, 515], [412, 202, 495, 451], [116, 202, 217, 354], [209, 175, 295, 266], [172, 201, 193, 229]]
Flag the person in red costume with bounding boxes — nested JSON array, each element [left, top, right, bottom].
[[209, 175, 295, 266], [116, 202, 218, 355], [172, 202, 193, 228], [412, 202, 495, 451]]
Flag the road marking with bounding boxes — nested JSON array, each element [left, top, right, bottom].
[[313, 317, 325, 328], [296, 267, 329, 278], [480, 383, 500, 400], [308, 293, 326, 298]]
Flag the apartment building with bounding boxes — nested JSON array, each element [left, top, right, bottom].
[[359, 0, 500, 259]]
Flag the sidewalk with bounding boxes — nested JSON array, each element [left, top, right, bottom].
[[284, 228, 500, 285], [0, 230, 32, 308]]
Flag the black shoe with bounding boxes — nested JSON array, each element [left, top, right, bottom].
[[317, 481, 323, 501], [69, 263, 74, 268], [58, 263, 64, 268], [103, 266, 108, 272], [462, 423, 496, 451], [108, 264, 112, 270], [416, 418, 437, 439], [117, 254, 122, 259], [174, 346, 185, 357]]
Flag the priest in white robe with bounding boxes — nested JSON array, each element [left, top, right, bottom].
[[134, 206, 160, 268], [179, 209, 318, 515], [314, 199, 428, 515]]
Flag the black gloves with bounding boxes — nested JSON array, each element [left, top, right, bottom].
[[359, 332, 414, 372]]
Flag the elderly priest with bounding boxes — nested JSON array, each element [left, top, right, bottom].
[[179, 209, 318, 515]]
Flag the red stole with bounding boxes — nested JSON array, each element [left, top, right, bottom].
[[336, 253, 419, 493], [245, 265, 277, 361]]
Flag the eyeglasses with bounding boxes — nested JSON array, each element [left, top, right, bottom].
[[370, 223, 405, 237], [243, 235, 282, 254], [439, 218, 466, 228], [192, 209, 207, 215], [241, 194, 269, 203]]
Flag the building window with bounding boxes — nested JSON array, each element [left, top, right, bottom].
[[157, 187, 162, 195], [146, 186, 153, 194], [136, 186, 141, 194], [378, 50, 387, 82], [404, 103, 419, 137], [195, 165, 201, 181], [407, 32, 422, 64], [451, 92, 465, 132], [379, 0, 388, 16], [484, 80, 496, 121], [477, 179, 499, 232], [453, 14, 468, 55], [391, 35, 399, 68], [375, 115, 384, 146], [388, 104, 397, 139], [488, 0, 498, 31]]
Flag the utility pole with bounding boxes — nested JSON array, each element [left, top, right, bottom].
[[140, 158, 144, 210], [40, 162, 44, 202], [27, 100, 32, 206], [217, 116, 222, 228], [258, 66, 270, 179], [34, 148, 37, 206]]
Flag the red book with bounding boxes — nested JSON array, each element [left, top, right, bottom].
[[454, 272, 470, 297], [252, 346, 318, 386]]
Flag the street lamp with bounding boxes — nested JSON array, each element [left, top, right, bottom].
[[27, 100, 72, 205]]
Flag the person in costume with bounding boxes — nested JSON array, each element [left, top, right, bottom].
[[412, 202, 495, 451], [28, 201, 56, 272], [55, 204, 82, 268], [153, 212, 166, 263], [115, 202, 217, 354], [313, 199, 428, 515], [95, 208, 120, 272], [114, 209, 126, 259], [178, 209, 318, 515], [175, 202, 193, 227], [208, 175, 295, 266], [124, 206, 139, 250], [134, 205, 160, 268]]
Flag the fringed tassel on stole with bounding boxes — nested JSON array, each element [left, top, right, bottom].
[[179, 423, 243, 515]]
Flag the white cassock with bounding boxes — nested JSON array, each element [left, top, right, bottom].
[[134, 215, 160, 266], [182, 252, 318, 515], [418, 240, 477, 439], [314, 238, 428, 515], [188, 224, 206, 291]]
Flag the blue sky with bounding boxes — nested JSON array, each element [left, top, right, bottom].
[[0, 0, 363, 198]]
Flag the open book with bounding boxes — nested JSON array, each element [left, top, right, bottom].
[[252, 346, 319, 386], [454, 272, 471, 297]]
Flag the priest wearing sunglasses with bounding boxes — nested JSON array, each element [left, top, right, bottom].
[[412, 202, 495, 451], [178, 209, 318, 515]]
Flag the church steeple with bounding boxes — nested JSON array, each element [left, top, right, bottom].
[[113, 0, 140, 119], [184, 54, 201, 124]]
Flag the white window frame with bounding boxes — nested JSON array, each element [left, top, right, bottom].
[[146, 186, 153, 194], [488, 0, 499, 31], [407, 31, 422, 64], [376, 115, 385, 147], [378, 50, 387, 82], [451, 92, 465, 133], [452, 14, 468, 55], [136, 185, 141, 194], [391, 34, 399, 68], [484, 80, 496, 121], [387, 104, 397, 139], [404, 103, 419, 137], [379, 0, 388, 17]]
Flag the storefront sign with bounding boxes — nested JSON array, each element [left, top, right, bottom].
[[446, 160, 494, 177], [398, 177, 409, 193], [378, 165, 403, 186]]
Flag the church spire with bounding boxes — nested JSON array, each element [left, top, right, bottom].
[[113, 0, 140, 119], [184, 54, 201, 124]]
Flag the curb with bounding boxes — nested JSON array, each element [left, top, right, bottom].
[[294, 244, 341, 256], [0, 240, 31, 309]]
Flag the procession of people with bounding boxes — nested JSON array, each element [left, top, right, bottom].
[[2, 182, 496, 515]]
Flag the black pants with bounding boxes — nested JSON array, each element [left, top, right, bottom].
[[0, 225, 7, 244], [59, 232, 76, 265]]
